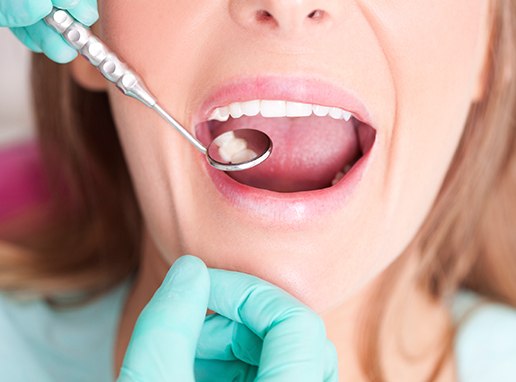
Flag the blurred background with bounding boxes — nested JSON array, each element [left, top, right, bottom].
[[0, 29, 34, 148], [0, 30, 44, 229]]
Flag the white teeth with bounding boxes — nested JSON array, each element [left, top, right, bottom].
[[241, 100, 260, 117], [211, 106, 230, 122], [313, 104, 330, 117], [329, 107, 343, 120], [214, 131, 257, 164], [342, 110, 352, 122], [328, 107, 351, 121], [218, 136, 247, 163], [231, 148, 257, 163], [286, 101, 313, 117], [208, 100, 354, 122], [213, 131, 235, 147], [331, 164, 353, 186], [260, 100, 287, 117], [229, 102, 244, 118], [331, 171, 345, 186]]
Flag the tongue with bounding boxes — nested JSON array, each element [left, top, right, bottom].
[[209, 115, 361, 192]]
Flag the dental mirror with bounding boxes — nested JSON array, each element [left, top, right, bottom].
[[44, 8, 272, 172], [207, 129, 273, 171], [153, 105, 273, 171]]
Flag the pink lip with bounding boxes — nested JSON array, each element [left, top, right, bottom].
[[192, 76, 375, 127], [191, 76, 378, 227], [203, 150, 373, 227]]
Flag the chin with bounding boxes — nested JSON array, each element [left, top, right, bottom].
[[189, 238, 373, 314]]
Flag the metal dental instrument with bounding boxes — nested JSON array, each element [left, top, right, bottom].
[[44, 8, 272, 172]]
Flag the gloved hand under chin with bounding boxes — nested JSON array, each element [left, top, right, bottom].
[[0, 0, 98, 63], [117, 255, 339, 382]]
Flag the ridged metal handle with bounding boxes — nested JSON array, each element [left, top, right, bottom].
[[45, 8, 156, 107]]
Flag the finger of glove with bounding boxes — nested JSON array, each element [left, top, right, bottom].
[[10, 27, 43, 52], [0, 0, 52, 27], [51, 0, 98, 26], [194, 358, 258, 382], [67, 0, 98, 26], [25, 20, 77, 63], [51, 0, 80, 8], [208, 269, 328, 381], [323, 340, 339, 382], [196, 313, 263, 366], [117, 255, 210, 382]]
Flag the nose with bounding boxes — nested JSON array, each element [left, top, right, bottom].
[[229, 0, 333, 35]]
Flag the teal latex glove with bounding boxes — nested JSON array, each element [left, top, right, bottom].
[[0, 0, 98, 63], [117, 255, 339, 381]]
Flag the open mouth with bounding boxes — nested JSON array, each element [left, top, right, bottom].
[[196, 100, 376, 193]]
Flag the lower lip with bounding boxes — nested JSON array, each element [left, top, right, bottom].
[[200, 145, 375, 228]]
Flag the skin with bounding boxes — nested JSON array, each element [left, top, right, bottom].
[[72, 0, 491, 380]]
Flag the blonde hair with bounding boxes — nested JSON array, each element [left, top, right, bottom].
[[0, 0, 514, 380]]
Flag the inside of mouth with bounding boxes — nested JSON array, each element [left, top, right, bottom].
[[197, 114, 376, 193]]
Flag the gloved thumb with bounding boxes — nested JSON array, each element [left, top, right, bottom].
[[117, 255, 210, 382]]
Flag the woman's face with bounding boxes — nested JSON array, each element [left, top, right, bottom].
[[95, 0, 490, 313]]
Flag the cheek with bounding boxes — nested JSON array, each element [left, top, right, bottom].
[[95, 1, 213, 253], [383, 0, 487, 166], [97, 1, 217, 98], [371, 0, 489, 247]]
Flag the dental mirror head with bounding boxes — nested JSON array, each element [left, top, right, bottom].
[[207, 129, 273, 171]]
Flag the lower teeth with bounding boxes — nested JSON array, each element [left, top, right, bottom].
[[331, 164, 352, 186]]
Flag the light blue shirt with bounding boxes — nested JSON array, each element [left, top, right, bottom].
[[1, 282, 515, 381], [450, 290, 516, 381], [0, 283, 131, 382]]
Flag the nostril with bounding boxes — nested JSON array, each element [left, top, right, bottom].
[[255, 9, 275, 23], [307, 9, 326, 21], [250, 7, 328, 30]]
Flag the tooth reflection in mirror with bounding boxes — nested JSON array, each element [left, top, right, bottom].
[[207, 129, 273, 172]]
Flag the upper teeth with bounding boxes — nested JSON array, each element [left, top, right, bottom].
[[208, 100, 353, 122]]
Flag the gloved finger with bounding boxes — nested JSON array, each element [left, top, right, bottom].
[[51, 0, 98, 26], [10, 27, 43, 52], [117, 255, 210, 382], [25, 19, 77, 63], [323, 340, 339, 382], [208, 269, 332, 381], [51, 0, 80, 8], [195, 358, 258, 382], [196, 313, 263, 366], [0, 0, 52, 27], [67, 0, 98, 26]]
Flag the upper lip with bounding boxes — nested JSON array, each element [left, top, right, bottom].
[[191, 75, 375, 129]]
